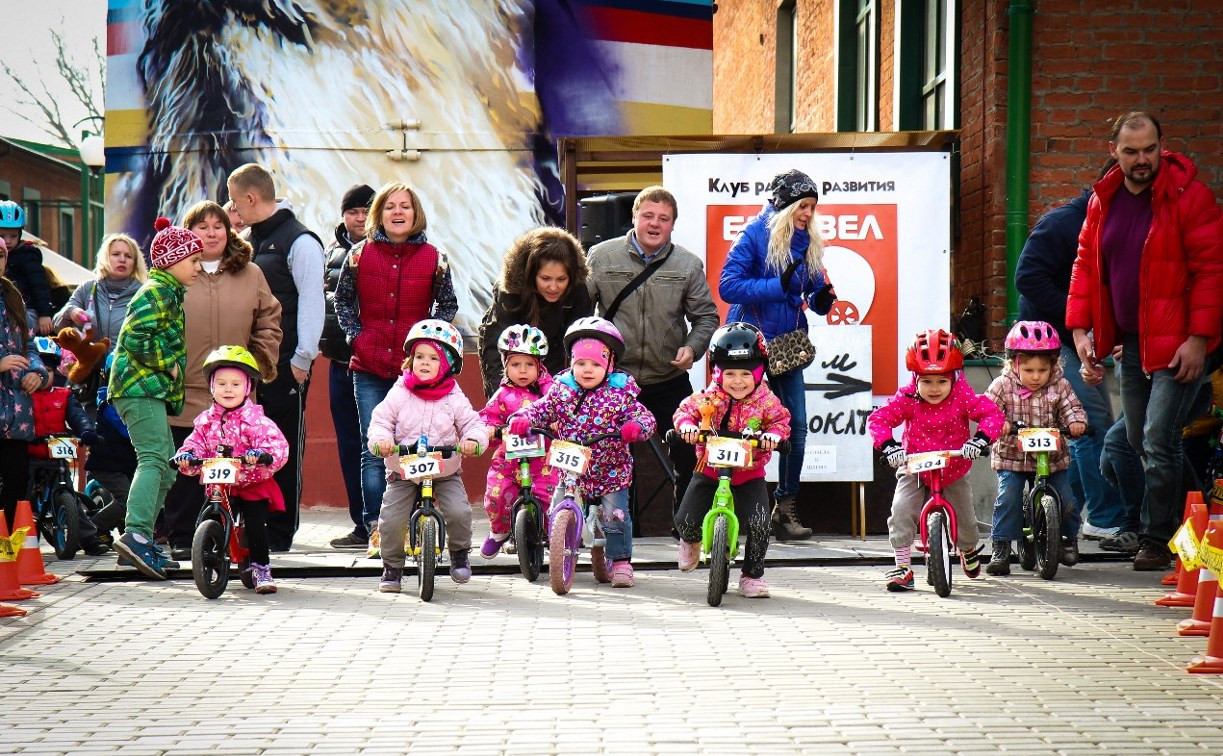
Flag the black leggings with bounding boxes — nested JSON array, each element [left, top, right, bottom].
[[675, 475, 771, 579], [0, 438, 29, 532], [237, 498, 271, 566]]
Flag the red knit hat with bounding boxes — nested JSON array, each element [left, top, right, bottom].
[[149, 217, 202, 270]]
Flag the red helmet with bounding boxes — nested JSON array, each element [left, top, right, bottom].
[[905, 329, 964, 375]]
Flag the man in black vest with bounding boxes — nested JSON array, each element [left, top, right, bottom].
[[228, 163, 325, 550]]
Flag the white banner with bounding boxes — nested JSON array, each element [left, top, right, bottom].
[[664, 151, 951, 481]]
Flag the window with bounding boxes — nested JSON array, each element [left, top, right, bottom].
[[23, 188, 40, 237], [59, 210, 74, 261], [838, 0, 878, 131], [897, 0, 956, 130], [0, 180, 10, 201], [775, 0, 798, 133]]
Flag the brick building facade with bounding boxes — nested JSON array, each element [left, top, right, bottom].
[[0, 138, 101, 266], [713, 0, 1222, 344]]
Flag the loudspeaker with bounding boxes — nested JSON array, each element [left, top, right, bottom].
[[579, 192, 637, 248]]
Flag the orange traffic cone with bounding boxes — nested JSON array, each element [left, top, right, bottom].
[[1158, 492, 1206, 607], [13, 500, 58, 586], [0, 603, 25, 617], [0, 513, 39, 602], [1163, 494, 1196, 585], [1186, 524, 1223, 674], [1179, 525, 1220, 637]]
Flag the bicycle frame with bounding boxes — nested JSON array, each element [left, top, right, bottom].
[[398, 436, 457, 558], [703, 471, 741, 562], [907, 451, 965, 554]]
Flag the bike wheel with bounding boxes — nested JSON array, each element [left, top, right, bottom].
[[707, 515, 730, 607], [591, 542, 612, 584], [51, 491, 80, 560], [1018, 489, 1038, 572], [418, 517, 437, 602], [926, 511, 952, 598], [513, 507, 541, 583], [1036, 492, 1061, 581], [548, 509, 576, 595], [239, 556, 256, 589], [192, 520, 229, 599]]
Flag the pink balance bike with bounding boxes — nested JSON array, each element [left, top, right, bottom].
[[902, 449, 968, 597]]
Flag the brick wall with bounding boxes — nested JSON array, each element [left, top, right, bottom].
[[713, 1, 777, 132], [878, 0, 895, 131], [0, 148, 88, 264], [793, 0, 839, 131]]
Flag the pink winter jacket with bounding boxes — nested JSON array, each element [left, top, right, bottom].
[[368, 380, 490, 479], [985, 362, 1086, 473], [176, 401, 290, 505], [868, 372, 1005, 486], [479, 369, 554, 459]]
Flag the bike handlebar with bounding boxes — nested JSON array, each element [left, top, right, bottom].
[[179, 452, 275, 466], [1008, 420, 1096, 438], [664, 428, 791, 456], [395, 444, 457, 458], [523, 427, 621, 446]]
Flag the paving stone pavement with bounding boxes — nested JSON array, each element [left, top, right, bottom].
[[3, 508, 1222, 754]]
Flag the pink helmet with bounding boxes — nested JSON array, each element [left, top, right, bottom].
[[1004, 320, 1061, 355]]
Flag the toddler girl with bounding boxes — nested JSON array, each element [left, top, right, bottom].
[[368, 319, 489, 593], [673, 322, 791, 598], [509, 317, 655, 588], [173, 346, 289, 593], [868, 329, 1004, 591], [985, 320, 1087, 574], [477, 324, 559, 558]]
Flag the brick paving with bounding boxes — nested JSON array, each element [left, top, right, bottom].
[[3, 508, 1222, 754]]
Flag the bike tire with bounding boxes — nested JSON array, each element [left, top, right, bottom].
[[192, 520, 229, 599], [549, 509, 576, 596], [239, 557, 256, 589], [707, 515, 730, 607], [513, 507, 540, 583], [1036, 493, 1061, 581], [1018, 488, 1038, 572], [419, 517, 437, 602], [52, 491, 80, 560], [591, 543, 612, 584], [926, 511, 952, 598]]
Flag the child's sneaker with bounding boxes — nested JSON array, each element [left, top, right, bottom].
[[961, 544, 984, 579], [738, 573, 770, 598], [1060, 538, 1079, 566], [366, 527, 381, 559], [378, 566, 403, 592], [611, 561, 634, 587], [250, 563, 277, 594], [480, 532, 509, 559], [114, 532, 170, 580], [450, 549, 472, 583], [884, 566, 914, 591], [986, 541, 1012, 576], [677, 541, 700, 572]]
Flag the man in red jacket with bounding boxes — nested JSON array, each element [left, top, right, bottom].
[[1066, 111, 1223, 571]]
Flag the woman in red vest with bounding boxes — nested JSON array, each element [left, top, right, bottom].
[[333, 182, 458, 543]]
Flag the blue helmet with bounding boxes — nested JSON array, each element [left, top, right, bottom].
[[0, 201, 25, 229]]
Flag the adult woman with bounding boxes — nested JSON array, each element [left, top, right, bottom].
[[477, 226, 593, 397], [719, 169, 837, 542], [162, 200, 283, 557], [55, 233, 148, 355], [334, 181, 457, 543]]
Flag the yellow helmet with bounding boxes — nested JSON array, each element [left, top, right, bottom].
[[203, 345, 261, 383]]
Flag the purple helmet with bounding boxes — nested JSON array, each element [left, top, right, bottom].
[[563, 316, 624, 363], [1004, 320, 1061, 355]]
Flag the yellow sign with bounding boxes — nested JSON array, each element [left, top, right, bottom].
[[1202, 543, 1223, 575], [0, 526, 29, 562], [1170, 521, 1202, 569]]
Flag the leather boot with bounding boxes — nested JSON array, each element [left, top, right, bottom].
[[771, 496, 812, 541]]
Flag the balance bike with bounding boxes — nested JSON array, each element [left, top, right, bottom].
[[396, 436, 458, 602], [500, 428, 550, 582], [902, 449, 967, 597], [28, 435, 90, 559], [186, 448, 274, 599]]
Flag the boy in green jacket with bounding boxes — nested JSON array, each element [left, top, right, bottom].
[[110, 218, 201, 579]]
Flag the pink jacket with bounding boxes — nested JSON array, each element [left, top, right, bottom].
[[985, 362, 1086, 473], [479, 370, 554, 459], [868, 373, 1004, 486], [368, 380, 490, 479], [176, 401, 290, 502], [673, 381, 791, 485]]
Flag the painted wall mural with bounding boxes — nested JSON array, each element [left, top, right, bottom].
[[104, 0, 712, 331]]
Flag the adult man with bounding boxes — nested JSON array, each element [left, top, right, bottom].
[[323, 184, 375, 550], [1015, 161, 1120, 541], [227, 164, 326, 550], [587, 186, 720, 530], [1066, 111, 1223, 570]]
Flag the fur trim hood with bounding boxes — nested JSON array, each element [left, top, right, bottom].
[[497, 227, 589, 294]]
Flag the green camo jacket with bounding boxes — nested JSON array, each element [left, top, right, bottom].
[[108, 268, 187, 416]]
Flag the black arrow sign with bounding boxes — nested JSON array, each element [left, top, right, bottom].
[[803, 372, 872, 400]]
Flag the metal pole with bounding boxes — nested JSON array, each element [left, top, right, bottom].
[[80, 163, 90, 267], [1004, 0, 1034, 324]]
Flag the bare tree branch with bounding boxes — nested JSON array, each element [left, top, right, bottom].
[[1, 21, 104, 148], [1, 60, 73, 146]]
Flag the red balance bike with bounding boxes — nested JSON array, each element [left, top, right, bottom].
[[184, 447, 274, 599]]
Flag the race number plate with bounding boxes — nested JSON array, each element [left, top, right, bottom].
[[1018, 427, 1061, 452], [504, 433, 547, 460], [905, 451, 949, 473], [47, 438, 77, 460], [706, 437, 752, 468], [401, 453, 443, 482], [202, 457, 240, 485], [548, 440, 591, 475]]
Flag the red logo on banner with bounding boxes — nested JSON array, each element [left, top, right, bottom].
[[705, 204, 899, 395]]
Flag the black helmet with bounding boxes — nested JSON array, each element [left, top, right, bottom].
[[708, 322, 767, 369]]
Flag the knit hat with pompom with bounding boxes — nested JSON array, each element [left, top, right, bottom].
[[149, 216, 203, 270]]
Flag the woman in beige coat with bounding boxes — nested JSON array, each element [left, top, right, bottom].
[[162, 200, 283, 557]]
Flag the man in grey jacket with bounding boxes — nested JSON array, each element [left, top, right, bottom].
[[587, 186, 720, 529]]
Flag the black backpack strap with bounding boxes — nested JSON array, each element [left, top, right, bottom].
[[602, 257, 666, 322]]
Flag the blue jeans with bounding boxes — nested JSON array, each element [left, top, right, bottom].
[[1119, 333, 1207, 543], [992, 468, 1079, 542], [353, 371, 397, 530], [329, 361, 367, 538], [1059, 345, 1119, 527], [1100, 417, 1144, 533], [768, 367, 807, 500], [596, 487, 632, 562]]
